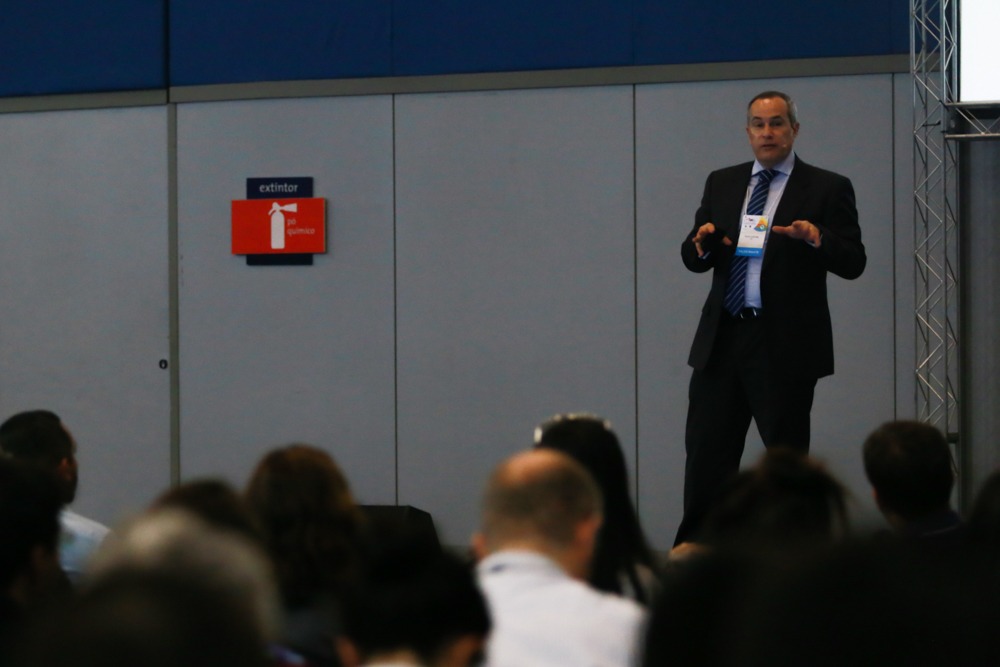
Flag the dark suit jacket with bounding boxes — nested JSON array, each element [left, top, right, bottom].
[[681, 156, 866, 379]]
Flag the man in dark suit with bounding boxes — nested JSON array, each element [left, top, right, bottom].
[[675, 91, 866, 544]]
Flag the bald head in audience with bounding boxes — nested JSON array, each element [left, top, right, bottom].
[[472, 448, 644, 667], [473, 448, 603, 579]]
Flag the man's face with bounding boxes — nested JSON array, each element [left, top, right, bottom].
[[746, 96, 799, 167]]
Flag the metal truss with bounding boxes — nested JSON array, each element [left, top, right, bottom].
[[911, 0, 961, 437]]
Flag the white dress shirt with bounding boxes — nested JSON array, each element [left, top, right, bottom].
[[59, 508, 110, 584], [477, 550, 645, 667], [742, 152, 796, 308]]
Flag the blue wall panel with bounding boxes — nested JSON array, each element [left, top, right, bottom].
[[392, 0, 634, 75], [2, 0, 909, 96], [167, 0, 912, 85], [634, 0, 907, 65], [889, 0, 910, 54], [169, 0, 392, 86], [0, 2, 165, 96]]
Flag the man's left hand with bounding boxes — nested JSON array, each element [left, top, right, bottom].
[[772, 219, 821, 247]]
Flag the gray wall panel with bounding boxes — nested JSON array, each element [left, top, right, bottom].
[[964, 140, 1000, 500], [0, 106, 171, 524], [395, 87, 637, 545], [636, 77, 897, 547], [176, 96, 397, 502], [801, 76, 896, 529], [0, 71, 913, 549]]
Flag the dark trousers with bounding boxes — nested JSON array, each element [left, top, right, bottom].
[[674, 314, 817, 545]]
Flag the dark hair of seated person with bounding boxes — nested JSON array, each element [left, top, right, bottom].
[[338, 524, 490, 667], [643, 546, 765, 667], [0, 458, 63, 594], [0, 457, 70, 666], [0, 410, 72, 469], [245, 444, 364, 608], [967, 468, 1000, 548], [732, 538, 1000, 667], [152, 478, 264, 545], [534, 413, 658, 602], [696, 447, 848, 552], [862, 420, 954, 521]]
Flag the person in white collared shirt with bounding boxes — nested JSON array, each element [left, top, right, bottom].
[[472, 449, 646, 667]]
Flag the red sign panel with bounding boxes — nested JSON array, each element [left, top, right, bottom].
[[231, 198, 326, 254]]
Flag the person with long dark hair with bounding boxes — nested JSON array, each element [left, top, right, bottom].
[[246, 444, 364, 667], [534, 413, 659, 604]]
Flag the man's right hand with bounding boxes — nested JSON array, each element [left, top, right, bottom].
[[692, 222, 732, 257]]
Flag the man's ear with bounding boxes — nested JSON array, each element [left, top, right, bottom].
[[576, 513, 601, 550], [565, 514, 602, 580], [470, 532, 489, 562], [55, 456, 74, 481], [335, 637, 361, 667]]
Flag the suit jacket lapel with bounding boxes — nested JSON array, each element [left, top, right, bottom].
[[722, 163, 754, 239], [763, 157, 809, 269], [772, 157, 808, 227]]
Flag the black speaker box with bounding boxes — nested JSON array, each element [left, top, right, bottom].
[[359, 504, 440, 553]]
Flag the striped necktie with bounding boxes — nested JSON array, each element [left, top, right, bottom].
[[723, 169, 777, 316]]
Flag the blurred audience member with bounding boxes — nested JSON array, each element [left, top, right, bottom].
[[0, 410, 110, 584], [338, 525, 490, 667], [642, 548, 761, 667], [87, 507, 282, 645], [152, 477, 263, 544], [534, 413, 659, 603], [862, 420, 963, 548], [966, 468, 1000, 549], [473, 449, 645, 667], [695, 447, 848, 553], [648, 449, 846, 667], [15, 568, 269, 667], [733, 538, 1000, 667], [246, 444, 364, 667], [0, 457, 68, 661]]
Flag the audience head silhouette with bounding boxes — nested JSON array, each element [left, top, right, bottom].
[[475, 448, 603, 579], [0, 410, 77, 505], [245, 443, 363, 608], [534, 413, 657, 601], [697, 447, 848, 552], [338, 525, 490, 667], [863, 420, 955, 527]]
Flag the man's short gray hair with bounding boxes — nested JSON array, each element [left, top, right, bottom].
[[87, 508, 282, 642], [747, 90, 799, 126]]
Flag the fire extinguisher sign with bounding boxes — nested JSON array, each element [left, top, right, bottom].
[[231, 178, 326, 255]]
